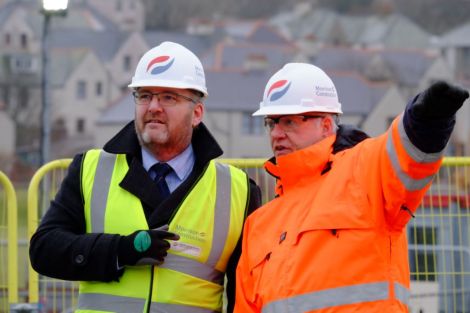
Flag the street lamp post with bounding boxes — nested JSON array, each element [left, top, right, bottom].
[[39, 0, 68, 166]]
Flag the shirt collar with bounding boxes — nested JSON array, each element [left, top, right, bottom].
[[142, 144, 195, 181]]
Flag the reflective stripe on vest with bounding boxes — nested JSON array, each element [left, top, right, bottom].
[[90, 151, 115, 232], [77, 293, 217, 313], [77, 293, 145, 313], [261, 281, 410, 313], [385, 117, 438, 191]]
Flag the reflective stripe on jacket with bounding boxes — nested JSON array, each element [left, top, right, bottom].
[[79, 149, 249, 313], [235, 115, 443, 313]]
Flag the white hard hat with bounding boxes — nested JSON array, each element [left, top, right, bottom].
[[253, 63, 342, 116], [128, 41, 208, 97]]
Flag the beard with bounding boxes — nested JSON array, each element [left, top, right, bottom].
[[135, 117, 193, 156], [135, 125, 169, 147]]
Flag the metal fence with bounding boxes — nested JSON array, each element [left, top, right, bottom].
[[1, 157, 470, 313]]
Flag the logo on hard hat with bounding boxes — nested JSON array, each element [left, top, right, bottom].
[[267, 80, 291, 102], [146, 55, 175, 75]]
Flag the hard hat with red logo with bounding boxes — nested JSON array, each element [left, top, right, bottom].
[[253, 63, 342, 116], [128, 41, 208, 97]]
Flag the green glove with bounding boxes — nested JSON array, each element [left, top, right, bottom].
[[118, 229, 179, 266]]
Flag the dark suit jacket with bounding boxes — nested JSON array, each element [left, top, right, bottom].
[[29, 121, 261, 313]]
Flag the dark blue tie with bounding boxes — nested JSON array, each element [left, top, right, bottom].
[[151, 163, 172, 199]]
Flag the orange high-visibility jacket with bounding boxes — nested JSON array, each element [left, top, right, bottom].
[[235, 116, 443, 313]]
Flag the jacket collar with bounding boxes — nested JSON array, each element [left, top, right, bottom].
[[102, 120, 223, 164], [264, 124, 369, 196], [265, 135, 336, 196]]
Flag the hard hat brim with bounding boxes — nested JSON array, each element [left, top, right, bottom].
[[252, 103, 342, 116], [128, 79, 208, 98]]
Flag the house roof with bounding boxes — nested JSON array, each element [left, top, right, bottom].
[[440, 22, 470, 46], [271, 8, 432, 49], [49, 48, 90, 87], [202, 42, 297, 71], [204, 70, 272, 111], [97, 92, 134, 125], [0, 1, 119, 36], [143, 31, 219, 58], [311, 47, 436, 87], [357, 14, 432, 49], [331, 72, 390, 115], [49, 29, 126, 61]]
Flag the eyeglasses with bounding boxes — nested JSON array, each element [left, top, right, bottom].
[[132, 91, 198, 107], [264, 115, 325, 132]]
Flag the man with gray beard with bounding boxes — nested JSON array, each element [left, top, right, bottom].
[[30, 42, 261, 313]]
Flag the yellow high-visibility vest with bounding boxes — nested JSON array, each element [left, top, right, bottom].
[[77, 149, 249, 313]]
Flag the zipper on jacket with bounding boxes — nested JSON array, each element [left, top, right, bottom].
[[321, 161, 332, 175], [400, 205, 415, 218]]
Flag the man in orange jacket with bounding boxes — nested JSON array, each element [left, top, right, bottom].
[[234, 63, 469, 313]]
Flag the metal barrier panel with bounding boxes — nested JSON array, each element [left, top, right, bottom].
[[0, 171, 18, 313], [27, 157, 470, 313], [27, 159, 73, 313], [409, 157, 470, 313]]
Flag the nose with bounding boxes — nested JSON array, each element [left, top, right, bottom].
[[269, 123, 286, 139], [148, 95, 163, 112]]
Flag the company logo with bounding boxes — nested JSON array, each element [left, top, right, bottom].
[[267, 80, 291, 101], [146, 55, 175, 75]]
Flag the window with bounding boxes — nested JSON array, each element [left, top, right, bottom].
[[20, 33, 27, 49], [410, 251, 436, 281], [96, 82, 102, 96], [76, 81, 86, 99], [123, 55, 131, 71], [116, 0, 123, 11], [76, 118, 85, 133], [409, 226, 438, 281], [242, 112, 264, 135], [462, 47, 470, 79], [5, 33, 10, 45], [409, 226, 437, 246], [2, 87, 9, 104], [18, 88, 29, 109]]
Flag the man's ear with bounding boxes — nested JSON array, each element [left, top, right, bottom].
[[192, 102, 204, 127], [321, 115, 334, 137]]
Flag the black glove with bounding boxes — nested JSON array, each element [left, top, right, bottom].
[[413, 80, 469, 119], [118, 229, 179, 266]]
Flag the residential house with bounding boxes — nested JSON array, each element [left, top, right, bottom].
[[440, 22, 470, 81], [310, 46, 452, 99], [328, 72, 404, 136], [0, 105, 15, 172], [0, 0, 128, 163], [202, 41, 298, 72], [86, 0, 145, 32], [95, 91, 134, 148], [49, 48, 120, 158], [270, 4, 435, 54]]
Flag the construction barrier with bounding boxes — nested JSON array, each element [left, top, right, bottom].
[[0, 171, 18, 312], [1, 157, 469, 312]]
